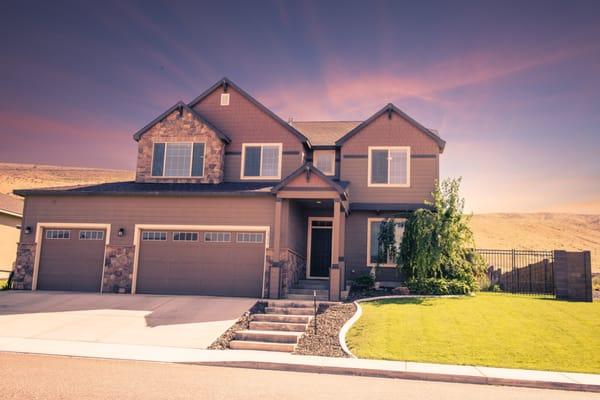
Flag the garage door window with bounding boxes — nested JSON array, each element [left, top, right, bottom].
[[79, 230, 105, 240], [173, 232, 199, 241], [237, 232, 264, 243], [46, 230, 70, 239], [204, 232, 231, 242], [142, 231, 167, 241]]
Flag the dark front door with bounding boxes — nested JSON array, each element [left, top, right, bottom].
[[310, 227, 332, 278]]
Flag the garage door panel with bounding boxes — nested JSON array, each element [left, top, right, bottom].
[[137, 230, 265, 297], [37, 228, 105, 292]]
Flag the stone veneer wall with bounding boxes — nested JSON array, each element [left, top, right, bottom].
[[280, 248, 306, 297], [135, 108, 225, 184], [11, 243, 35, 290], [102, 245, 135, 294]]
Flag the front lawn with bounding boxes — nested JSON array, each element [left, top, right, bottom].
[[346, 293, 600, 373]]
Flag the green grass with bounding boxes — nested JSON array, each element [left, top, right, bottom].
[[346, 293, 600, 373]]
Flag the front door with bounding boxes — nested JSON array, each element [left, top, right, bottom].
[[308, 218, 332, 278]]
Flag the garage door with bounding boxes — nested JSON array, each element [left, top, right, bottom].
[[136, 230, 266, 297], [37, 228, 106, 292]]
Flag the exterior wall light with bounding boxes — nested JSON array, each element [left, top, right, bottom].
[[24, 226, 32, 235], [117, 228, 125, 237]]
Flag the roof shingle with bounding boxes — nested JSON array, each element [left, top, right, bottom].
[[0, 193, 24, 216], [290, 121, 362, 146]]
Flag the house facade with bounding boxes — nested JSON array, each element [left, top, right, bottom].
[[12, 78, 445, 301], [0, 193, 23, 278]]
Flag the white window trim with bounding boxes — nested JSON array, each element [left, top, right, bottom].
[[313, 150, 336, 176], [151, 142, 206, 178], [366, 217, 406, 268], [220, 92, 230, 106], [240, 143, 283, 180], [367, 146, 411, 188]]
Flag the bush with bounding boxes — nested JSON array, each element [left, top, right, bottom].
[[593, 275, 600, 291], [352, 274, 375, 290], [407, 278, 473, 295]]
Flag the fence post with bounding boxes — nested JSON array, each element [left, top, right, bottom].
[[512, 249, 516, 293]]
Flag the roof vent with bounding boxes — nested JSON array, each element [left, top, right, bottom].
[[220, 93, 230, 106]]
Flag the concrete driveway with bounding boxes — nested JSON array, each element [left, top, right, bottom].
[[0, 291, 256, 349]]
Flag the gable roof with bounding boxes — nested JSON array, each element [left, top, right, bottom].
[[272, 163, 349, 199], [188, 77, 311, 146], [291, 121, 362, 146], [0, 193, 23, 217], [132, 101, 231, 143], [335, 103, 446, 152]]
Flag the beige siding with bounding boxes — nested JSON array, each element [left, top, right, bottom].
[[340, 112, 440, 204], [0, 213, 20, 271], [20, 196, 276, 247], [224, 153, 303, 182]]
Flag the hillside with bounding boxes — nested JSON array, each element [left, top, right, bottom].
[[0, 162, 134, 196], [470, 213, 600, 271]]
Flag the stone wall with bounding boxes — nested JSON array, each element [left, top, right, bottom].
[[135, 108, 225, 184], [11, 243, 36, 290], [102, 245, 134, 294], [265, 248, 306, 299], [554, 250, 593, 302]]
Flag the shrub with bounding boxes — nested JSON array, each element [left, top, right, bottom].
[[352, 274, 375, 290], [593, 275, 600, 291], [407, 278, 472, 295]]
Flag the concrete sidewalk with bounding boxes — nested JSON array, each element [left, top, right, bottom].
[[0, 336, 598, 393]]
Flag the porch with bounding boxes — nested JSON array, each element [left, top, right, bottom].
[[266, 164, 349, 301]]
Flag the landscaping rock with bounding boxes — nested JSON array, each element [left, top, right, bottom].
[[293, 303, 356, 358], [392, 286, 410, 295]]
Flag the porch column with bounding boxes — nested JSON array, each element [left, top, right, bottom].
[[338, 208, 346, 295], [329, 199, 341, 301], [269, 198, 283, 298]]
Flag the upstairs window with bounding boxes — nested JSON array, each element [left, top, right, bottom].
[[368, 146, 410, 187], [151, 142, 205, 178], [220, 93, 230, 106], [241, 143, 282, 179], [313, 150, 335, 175]]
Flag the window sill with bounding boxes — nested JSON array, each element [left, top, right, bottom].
[[240, 176, 281, 180], [367, 183, 411, 188], [150, 176, 206, 179]]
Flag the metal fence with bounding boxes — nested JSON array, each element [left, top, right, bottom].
[[475, 249, 555, 296]]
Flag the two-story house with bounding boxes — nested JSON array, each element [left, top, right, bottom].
[[12, 78, 445, 301]]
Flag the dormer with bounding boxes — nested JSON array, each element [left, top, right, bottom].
[[133, 102, 231, 184]]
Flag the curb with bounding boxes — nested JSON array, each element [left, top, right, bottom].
[[187, 359, 600, 393]]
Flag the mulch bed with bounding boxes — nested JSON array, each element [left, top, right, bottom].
[[208, 301, 266, 350], [293, 303, 356, 358]]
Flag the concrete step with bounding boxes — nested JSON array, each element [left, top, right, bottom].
[[229, 340, 296, 352], [252, 314, 312, 324], [267, 300, 317, 308], [249, 321, 307, 332], [235, 330, 302, 343], [288, 288, 329, 296], [286, 293, 329, 301], [265, 306, 314, 315], [295, 280, 329, 289]]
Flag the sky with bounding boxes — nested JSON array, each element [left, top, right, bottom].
[[1, 0, 599, 213]]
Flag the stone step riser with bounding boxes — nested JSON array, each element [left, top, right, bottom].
[[285, 294, 329, 301], [249, 321, 307, 332], [235, 330, 300, 343], [294, 284, 329, 290], [287, 288, 329, 295], [265, 307, 314, 315], [229, 340, 296, 352], [251, 314, 311, 324]]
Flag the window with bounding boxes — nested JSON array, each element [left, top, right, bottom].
[[367, 218, 406, 266], [237, 232, 264, 243], [151, 142, 205, 177], [79, 230, 104, 240], [368, 146, 410, 187], [241, 143, 282, 179], [204, 232, 231, 242], [142, 231, 167, 241], [46, 229, 70, 240], [220, 93, 230, 106], [173, 232, 199, 241], [313, 150, 335, 175]]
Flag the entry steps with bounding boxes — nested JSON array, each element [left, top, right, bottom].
[[229, 300, 316, 352], [285, 279, 329, 301]]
